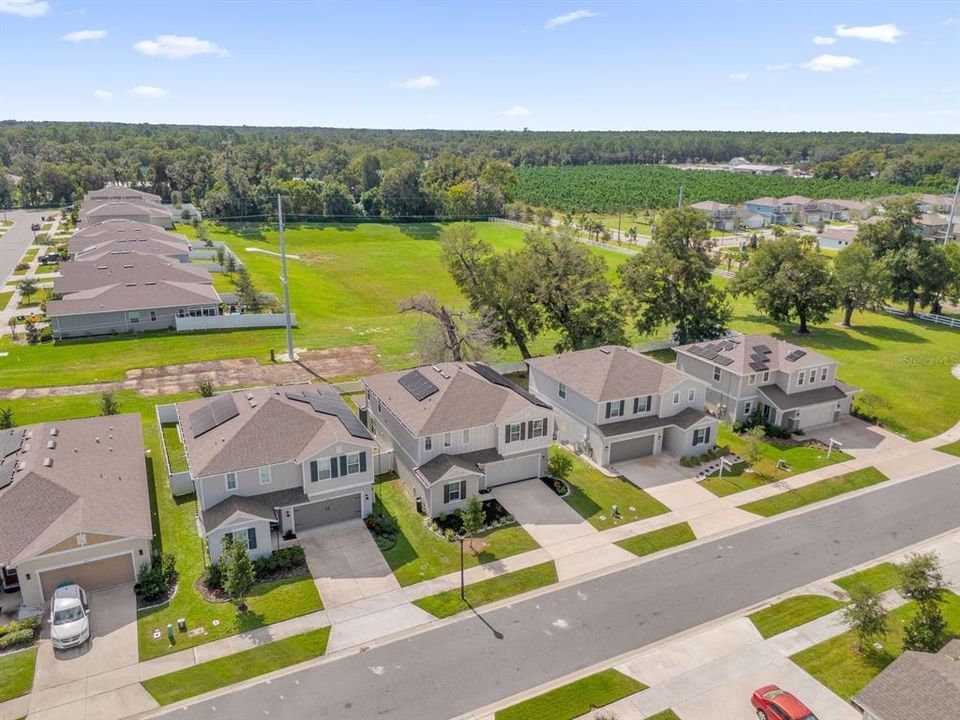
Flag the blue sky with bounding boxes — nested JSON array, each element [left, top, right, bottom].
[[0, 0, 958, 132]]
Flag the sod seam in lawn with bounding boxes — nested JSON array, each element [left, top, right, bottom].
[[748, 594, 847, 639], [413, 562, 558, 618], [615, 522, 696, 558], [833, 562, 902, 595], [494, 669, 646, 720], [0, 646, 38, 703], [738, 467, 889, 517], [142, 627, 330, 705]]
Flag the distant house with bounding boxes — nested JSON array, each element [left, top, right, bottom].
[[70, 235, 192, 263], [176, 385, 378, 564], [55, 255, 212, 295], [735, 207, 766, 229], [527, 346, 717, 466], [817, 226, 858, 251], [362, 363, 555, 517], [912, 193, 953, 214], [84, 186, 162, 205], [778, 195, 821, 225], [674, 333, 858, 431], [71, 219, 187, 251], [728, 158, 789, 176], [80, 200, 173, 229], [917, 213, 949, 240], [851, 639, 960, 720], [816, 199, 874, 221], [689, 201, 737, 231], [744, 197, 784, 224]]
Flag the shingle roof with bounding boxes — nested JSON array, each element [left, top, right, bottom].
[[819, 227, 858, 243], [71, 236, 190, 261], [71, 219, 187, 249], [779, 195, 813, 205], [81, 200, 172, 223], [200, 487, 310, 532], [690, 201, 734, 212], [0, 414, 152, 566], [527, 346, 692, 403], [746, 197, 778, 206], [46, 279, 220, 316], [177, 385, 375, 478], [595, 407, 713, 438], [675, 334, 836, 376], [415, 449, 503, 486], [853, 641, 960, 720], [757, 383, 853, 411], [85, 186, 162, 204], [55, 256, 211, 295]]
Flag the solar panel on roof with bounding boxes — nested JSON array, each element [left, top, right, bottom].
[[750, 353, 767, 363], [0, 462, 15, 490], [189, 393, 240, 438], [702, 344, 718, 353], [467, 363, 552, 409], [715, 356, 734, 366], [284, 388, 374, 440], [700, 351, 718, 360], [686, 345, 703, 356], [720, 340, 737, 351], [398, 370, 439, 402], [749, 362, 769, 372], [0, 429, 25, 458], [785, 349, 808, 362], [727, 337, 741, 344], [752, 344, 772, 354]]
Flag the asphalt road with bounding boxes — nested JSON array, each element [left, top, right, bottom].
[[155, 466, 960, 720], [0, 209, 44, 286]]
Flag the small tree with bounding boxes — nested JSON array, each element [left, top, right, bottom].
[[24, 321, 39, 345], [0, 407, 13, 430], [742, 425, 766, 465], [224, 254, 237, 278], [215, 246, 226, 271], [100, 391, 120, 416], [197, 377, 215, 397], [899, 552, 949, 652], [220, 536, 255, 609], [17, 278, 38, 304], [460, 496, 485, 550], [842, 585, 888, 653], [7, 316, 16, 340], [547, 449, 574, 481]]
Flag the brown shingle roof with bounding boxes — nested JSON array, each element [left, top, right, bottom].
[[0, 414, 152, 566], [71, 236, 190, 261], [416, 449, 502, 486], [595, 407, 712, 438], [45, 279, 220, 317], [55, 256, 211, 295], [757, 383, 852, 411], [81, 200, 172, 223], [85, 187, 162, 204], [200, 487, 310, 532], [853, 641, 960, 720], [690, 201, 734, 212], [675, 334, 836, 376], [71, 219, 187, 249]]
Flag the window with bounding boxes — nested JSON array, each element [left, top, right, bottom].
[[506, 423, 522, 443], [227, 527, 257, 551], [462, 429, 470, 444], [558, 382, 566, 399], [687, 388, 695, 402], [346, 453, 361, 475], [673, 391, 680, 405], [445, 481, 463, 502], [820, 367, 828, 382], [634, 395, 651, 413], [443, 432, 452, 448], [762, 371, 770, 383], [607, 400, 624, 418], [259, 466, 272, 485], [748, 374, 756, 385], [809, 369, 817, 384], [424, 436, 432, 451], [744, 401, 752, 416], [531, 418, 546, 438], [128, 311, 140, 324], [177, 308, 186, 318], [798, 372, 805, 386], [203, 307, 217, 317], [225, 472, 237, 491], [713, 366, 722, 381], [309, 460, 331, 482], [693, 427, 712, 446], [149, 310, 157, 322]]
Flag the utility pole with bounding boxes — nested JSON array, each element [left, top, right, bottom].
[[277, 194, 294, 361], [944, 175, 959, 246]]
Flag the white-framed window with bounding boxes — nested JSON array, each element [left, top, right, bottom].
[[462, 428, 470, 444], [558, 382, 566, 399], [177, 308, 186, 318], [443, 432, 452, 448], [129, 311, 140, 324], [744, 401, 752, 416], [531, 418, 546, 438], [634, 395, 651, 413], [446, 481, 463, 502], [713, 366, 721, 381], [149, 310, 157, 322], [687, 388, 695, 402], [820, 367, 828, 382], [607, 401, 624, 418], [798, 372, 805, 386], [762, 371, 770, 383], [226, 527, 257, 551], [203, 307, 217, 317], [225, 472, 237, 491], [310, 460, 331, 482], [346, 452, 361, 475], [259, 466, 272, 485], [748, 374, 756, 385], [809, 369, 817, 383], [693, 427, 712, 446], [507, 423, 522, 443], [673, 391, 680, 405], [424, 436, 432, 451]]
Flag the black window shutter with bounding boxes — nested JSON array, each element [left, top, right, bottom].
[[542, 417, 549, 437], [633, 397, 638, 413], [459, 480, 467, 499], [504, 425, 511, 444], [340, 455, 348, 476], [359, 452, 367, 473], [310, 461, 318, 482], [330, 457, 339, 478], [527, 420, 534, 438], [619, 400, 625, 416], [704, 426, 711, 444], [443, 484, 450, 503], [247, 527, 258, 550], [520, 422, 526, 441], [605, 402, 611, 419]]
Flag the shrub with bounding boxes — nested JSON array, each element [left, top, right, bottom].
[[366, 512, 398, 539], [763, 423, 792, 440], [0, 628, 35, 649], [137, 553, 177, 602], [547, 450, 574, 481], [204, 562, 223, 591], [14, 262, 28, 271], [541, 476, 567, 495], [252, 546, 306, 578]]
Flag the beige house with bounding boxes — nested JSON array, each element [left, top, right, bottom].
[[0, 414, 153, 609], [689, 200, 737, 231]]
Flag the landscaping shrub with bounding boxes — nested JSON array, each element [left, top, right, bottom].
[[0, 616, 39, 649], [204, 562, 223, 591], [541, 475, 568, 495], [137, 553, 177, 602], [252, 546, 306, 578], [14, 262, 27, 271], [366, 512, 399, 550], [764, 424, 793, 440]]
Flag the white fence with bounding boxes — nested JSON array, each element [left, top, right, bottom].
[[373, 450, 394, 476], [175, 313, 296, 332], [155, 405, 195, 496], [883, 307, 960, 329]]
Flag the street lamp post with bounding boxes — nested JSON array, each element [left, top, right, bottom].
[[457, 531, 467, 601]]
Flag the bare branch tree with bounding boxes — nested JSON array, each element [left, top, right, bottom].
[[399, 293, 490, 363]]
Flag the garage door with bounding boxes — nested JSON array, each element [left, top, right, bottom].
[[609, 434, 655, 463], [294, 494, 361, 532], [798, 402, 837, 430], [485, 453, 542, 488], [39, 554, 135, 602]]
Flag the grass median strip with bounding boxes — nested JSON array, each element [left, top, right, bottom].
[[833, 562, 901, 595], [936, 438, 960, 457], [142, 627, 331, 705], [749, 594, 847, 639], [413, 562, 558, 619], [495, 668, 646, 720], [0, 646, 38, 703], [616, 522, 696, 558], [738, 467, 888, 517]]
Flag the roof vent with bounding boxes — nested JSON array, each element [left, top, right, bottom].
[[599, 348, 611, 355], [432, 365, 442, 373], [125, 283, 137, 287], [49, 427, 58, 436], [144, 281, 156, 285], [23, 430, 32, 440], [123, 264, 134, 268], [16, 461, 25, 471], [47, 439, 57, 449], [97, 265, 108, 270], [96, 436, 101, 444], [43, 457, 53, 468]]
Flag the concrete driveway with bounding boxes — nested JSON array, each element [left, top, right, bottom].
[[299, 520, 400, 608], [806, 416, 911, 458], [614, 454, 696, 488], [492, 479, 596, 547]]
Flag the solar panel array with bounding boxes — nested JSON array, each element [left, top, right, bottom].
[[189, 393, 240, 438], [715, 356, 734, 366], [752, 344, 772, 354], [750, 353, 767, 363], [284, 389, 374, 440], [0, 462, 15, 490], [749, 362, 769, 372], [0, 429, 25, 459], [785, 349, 808, 362], [398, 370, 439, 401], [468, 363, 552, 409]]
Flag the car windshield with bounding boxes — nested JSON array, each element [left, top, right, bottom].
[[799, 715, 818, 720], [53, 605, 83, 625]]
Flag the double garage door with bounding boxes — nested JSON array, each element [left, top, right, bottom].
[[39, 554, 135, 602], [484, 453, 542, 489], [609, 434, 655, 464], [294, 493, 361, 532]]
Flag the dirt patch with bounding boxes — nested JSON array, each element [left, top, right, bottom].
[[301, 252, 332, 264], [298, 344, 383, 379]]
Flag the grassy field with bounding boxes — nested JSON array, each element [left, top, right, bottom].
[[738, 467, 888, 517], [555, 447, 669, 529], [142, 627, 330, 705], [833, 562, 902, 595], [374, 474, 540, 586], [615, 522, 696, 558], [0, 646, 38, 702], [495, 669, 646, 720], [749, 595, 847, 639], [413, 562, 558, 618]]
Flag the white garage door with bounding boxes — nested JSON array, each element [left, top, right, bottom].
[[798, 402, 837, 429], [609, 434, 655, 463], [484, 453, 542, 488], [294, 494, 361, 532]]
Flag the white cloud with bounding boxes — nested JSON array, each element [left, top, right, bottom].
[[133, 35, 229, 59], [128, 85, 169, 98], [765, 63, 792, 71], [545, 9, 599, 30], [801, 54, 861, 72], [394, 75, 439, 90], [927, 109, 959, 117], [63, 29, 107, 42], [0, 0, 50, 17], [92, 89, 113, 100], [501, 105, 532, 117], [813, 35, 837, 45], [728, 72, 749, 81], [834, 23, 904, 43], [943, 18, 958, 26]]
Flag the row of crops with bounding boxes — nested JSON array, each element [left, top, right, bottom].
[[513, 164, 942, 213]]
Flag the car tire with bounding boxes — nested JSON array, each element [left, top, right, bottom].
[[756, 711, 768, 720]]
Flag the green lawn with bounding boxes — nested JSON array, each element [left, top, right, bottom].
[[35, 264, 58, 275], [791, 592, 960, 699], [699, 424, 851, 497], [0, 290, 12, 311], [936, 439, 960, 457], [160, 423, 188, 473], [644, 711, 681, 720], [643, 348, 678, 365], [142, 627, 330, 705], [0, 646, 38, 703], [833, 562, 902, 595], [374, 474, 540, 587], [749, 595, 847, 639], [616, 522, 696, 558], [738, 467, 888, 517], [495, 669, 646, 720], [555, 447, 669, 530], [413, 562, 558, 618]]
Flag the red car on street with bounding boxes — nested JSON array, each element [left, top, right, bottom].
[[751, 685, 818, 720]]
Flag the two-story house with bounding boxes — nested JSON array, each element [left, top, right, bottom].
[[176, 384, 378, 564], [689, 201, 737, 231], [778, 195, 821, 225], [361, 363, 555, 517], [674, 334, 859, 431], [526, 346, 718, 467]]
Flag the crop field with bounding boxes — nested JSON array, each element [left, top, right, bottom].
[[514, 164, 937, 213]]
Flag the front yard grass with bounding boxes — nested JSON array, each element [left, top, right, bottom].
[[936, 438, 960, 457], [35, 264, 58, 275], [160, 423, 188, 473], [749, 594, 847, 639], [833, 562, 902, 595], [0, 646, 38, 702], [615, 522, 696, 558], [413, 562, 558, 618], [0, 291, 12, 311], [142, 627, 330, 705], [374, 474, 540, 587], [738, 467, 888, 517], [699, 424, 851, 497], [495, 668, 646, 720], [790, 592, 960, 699], [555, 448, 669, 530]]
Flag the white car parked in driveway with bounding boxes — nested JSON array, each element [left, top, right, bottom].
[[49, 583, 90, 650]]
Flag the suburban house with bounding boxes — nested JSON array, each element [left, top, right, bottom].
[[851, 639, 960, 720], [70, 236, 192, 264], [84, 186, 162, 205], [817, 226, 858, 251], [778, 195, 821, 225], [361, 363, 555, 517], [526, 346, 718, 466], [674, 334, 858, 431], [735, 207, 766, 229], [816, 199, 873, 221], [744, 197, 786, 224], [689, 200, 736, 231], [918, 213, 949, 240], [175, 385, 378, 564], [728, 158, 788, 176], [0, 414, 153, 609], [912, 193, 953, 214], [80, 200, 173, 229], [55, 255, 213, 295], [70, 219, 189, 254]]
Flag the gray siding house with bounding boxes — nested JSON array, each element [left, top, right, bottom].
[[689, 200, 736, 231], [675, 333, 858, 431], [81, 200, 173, 229], [527, 346, 717, 466], [361, 363, 556, 517], [176, 385, 378, 564]]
